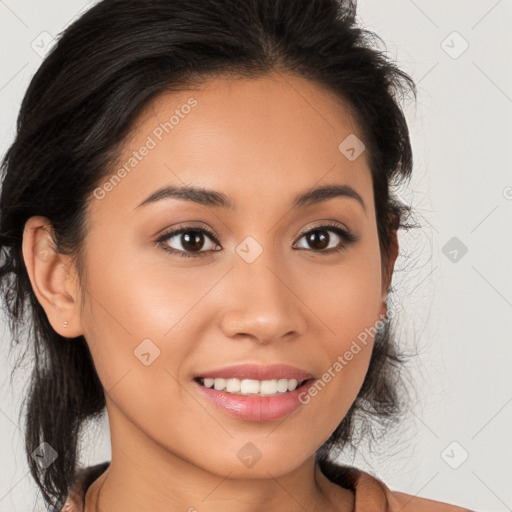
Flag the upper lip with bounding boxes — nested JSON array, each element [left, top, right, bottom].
[[194, 364, 315, 382]]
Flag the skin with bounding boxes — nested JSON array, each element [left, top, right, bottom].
[[22, 71, 398, 512]]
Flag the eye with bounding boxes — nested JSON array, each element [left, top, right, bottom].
[[293, 223, 357, 254], [156, 222, 357, 259], [156, 225, 220, 259]]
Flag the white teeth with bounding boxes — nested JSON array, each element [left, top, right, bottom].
[[213, 378, 226, 391], [277, 379, 289, 393], [200, 377, 302, 396], [260, 379, 278, 394], [226, 378, 241, 393], [240, 379, 260, 394]]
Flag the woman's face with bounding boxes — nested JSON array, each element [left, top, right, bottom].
[[47, 72, 395, 478]]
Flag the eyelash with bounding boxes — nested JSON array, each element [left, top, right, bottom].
[[155, 222, 358, 259]]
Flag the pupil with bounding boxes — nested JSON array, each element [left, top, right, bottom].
[[308, 230, 328, 250], [183, 231, 203, 251]]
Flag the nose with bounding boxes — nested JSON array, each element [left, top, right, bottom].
[[218, 250, 307, 345]]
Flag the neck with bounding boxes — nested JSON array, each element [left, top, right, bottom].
[[84, 452, 354, 512], [84, 457, 353, 512], [83, 398, 354, 512]]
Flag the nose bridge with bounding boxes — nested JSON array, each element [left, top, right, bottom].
[[219, 237, 305, 343]]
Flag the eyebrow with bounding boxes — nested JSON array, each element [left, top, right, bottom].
[[135, 183, 366, 213]]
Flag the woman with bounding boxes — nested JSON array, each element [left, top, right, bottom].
[[0, 0, 474, 511]]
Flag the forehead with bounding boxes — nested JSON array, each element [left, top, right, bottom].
[[93, 72, 373, 217]]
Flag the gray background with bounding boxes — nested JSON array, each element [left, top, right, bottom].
[[1, 1, 511, 511]]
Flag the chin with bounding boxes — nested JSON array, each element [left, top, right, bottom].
[[197, 441, 312, 480]]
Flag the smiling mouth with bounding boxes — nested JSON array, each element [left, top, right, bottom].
[[194, 376, 314, 397]]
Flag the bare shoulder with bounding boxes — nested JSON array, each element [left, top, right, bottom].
[[385, 489, 475, 512]]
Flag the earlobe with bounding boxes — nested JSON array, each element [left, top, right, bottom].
[[21, 216, 83, 338]]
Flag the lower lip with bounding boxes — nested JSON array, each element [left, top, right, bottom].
[[194, 379, 316, 421]]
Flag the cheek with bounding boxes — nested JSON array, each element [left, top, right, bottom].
[[79, 238, 227, 430], [294, 246, 383, 403], [79, 260, 193, 449], [297, 247, 383, 345], [81, 231, 203, 342], [77, 243, 189, 398]]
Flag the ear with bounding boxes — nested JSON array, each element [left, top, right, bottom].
[[21, 216, 84, 338], [380, 225, 399, 318]]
